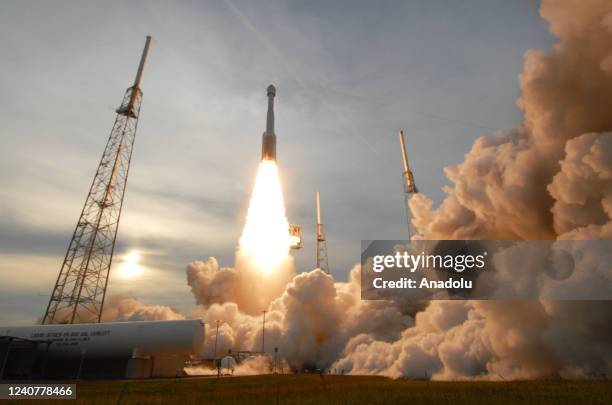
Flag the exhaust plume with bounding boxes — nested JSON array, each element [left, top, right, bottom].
[[185, 160, 296, 316], [239, 160, 293, 273]]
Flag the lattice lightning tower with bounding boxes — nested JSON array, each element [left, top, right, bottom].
[[42, 36, 152, 324], [398, 130, 418, 240], [316, 191, 330, 274]]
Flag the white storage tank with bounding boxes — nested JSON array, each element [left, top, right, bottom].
[[0, 319, 204, 358]]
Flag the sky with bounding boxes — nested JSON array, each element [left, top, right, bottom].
[[0, 0, 554, 324]]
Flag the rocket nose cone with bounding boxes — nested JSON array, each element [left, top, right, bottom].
[[267, 84, 276, 96]]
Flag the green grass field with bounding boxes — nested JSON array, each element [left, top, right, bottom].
[[5, 375, 612, 404]]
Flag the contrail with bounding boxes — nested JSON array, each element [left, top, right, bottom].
[[222, 0, 386, 159], [222, 0, 309, 92]]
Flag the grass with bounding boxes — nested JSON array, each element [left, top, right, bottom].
[[4, 375, 611, 404]]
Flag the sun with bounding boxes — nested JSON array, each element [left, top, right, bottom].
[[117, 251, 145, 278]]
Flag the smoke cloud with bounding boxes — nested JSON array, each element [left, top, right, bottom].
[[335, 0, 612, 379], [101, 293, 185, 322], [188, 266, 411, 370], [186, 253, 296, 316], [409, 0, 612, 241], [40, 293, 184, 324]]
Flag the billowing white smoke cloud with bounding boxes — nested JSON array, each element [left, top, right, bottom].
[[186, 257, 237, 307], [548, 132, 612, 239], [101, 293, 184, 322], [186, 253, 296, 316], [185, 354, 288, 376], [189, 267, 412, 369], [42, 293, 184, 324], [409, 0, 612, 240], [333, 0, 612, 379], [230, 355, 286, 376]]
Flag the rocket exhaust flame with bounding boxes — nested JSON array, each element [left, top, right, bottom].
[[239, 84, 291, 273], [239, 160, 292, 274]]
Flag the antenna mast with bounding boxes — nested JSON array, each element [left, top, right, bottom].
[[398, 130, 418, 240], [316, 191, 330, 274], [42, 36, 152, 324]]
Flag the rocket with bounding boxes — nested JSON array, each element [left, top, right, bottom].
[[261, 84, 277, 161]]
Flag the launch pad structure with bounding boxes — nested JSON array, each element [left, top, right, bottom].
[[41, 36, 152, 325], [398, 130, 418, 240], [316, 191, 330, 274]]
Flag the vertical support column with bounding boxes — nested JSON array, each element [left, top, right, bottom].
[[398, 130, 418, 240], [316, 191, 330, 274], [261, 310, 267, 354], [76, 349, 86, 380], [0, 338, 12, 380], [42, 36, 151, 325]]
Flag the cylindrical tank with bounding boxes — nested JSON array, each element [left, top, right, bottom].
[[0, 320, 204, 358]]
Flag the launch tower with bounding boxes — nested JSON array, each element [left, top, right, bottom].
[[398, 130, 418, 240], [316, 191, 330, 274], [42, 36, 152, 324]]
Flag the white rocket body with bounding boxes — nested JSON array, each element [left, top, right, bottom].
[[261, 84, 277, 161]]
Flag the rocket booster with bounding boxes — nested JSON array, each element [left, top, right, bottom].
[[262, 84, 277, 161]]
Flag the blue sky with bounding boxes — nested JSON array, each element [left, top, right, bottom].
[[0, 0, 554, 324]]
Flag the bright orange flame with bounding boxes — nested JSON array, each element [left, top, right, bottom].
[[239, 160, 292, 273]]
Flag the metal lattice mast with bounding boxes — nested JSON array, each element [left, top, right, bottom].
[[398, 130, 418, 241], [42, 36, 152, 325], [316, 191, 330, 274]]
